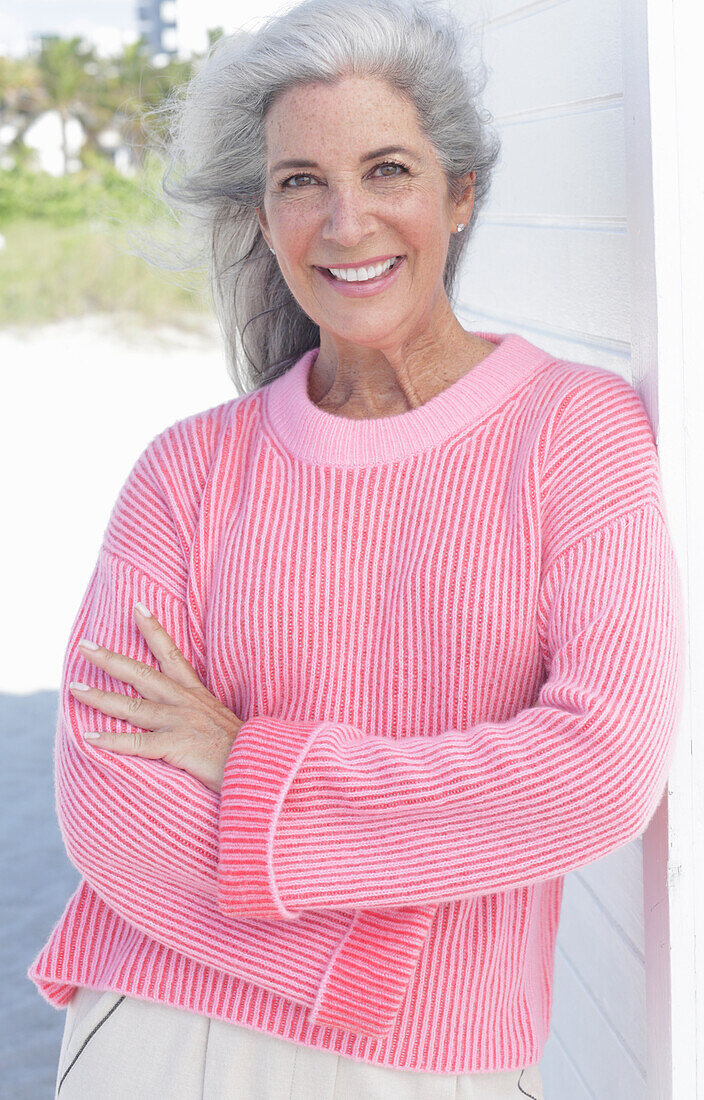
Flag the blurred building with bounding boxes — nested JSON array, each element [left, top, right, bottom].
[[137, 0, 178, 64]]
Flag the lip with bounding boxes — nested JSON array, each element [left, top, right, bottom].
[[315, 255, 406, 297]]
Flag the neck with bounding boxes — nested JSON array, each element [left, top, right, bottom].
[[308, 291, 496, 420]]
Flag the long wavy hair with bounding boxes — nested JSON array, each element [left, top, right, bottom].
[[141, 0, 501, 393]]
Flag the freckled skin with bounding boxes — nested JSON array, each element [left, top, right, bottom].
[[256, 75, 496, 420]]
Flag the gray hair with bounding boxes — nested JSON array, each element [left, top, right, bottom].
[[144, 0, 500, 393]]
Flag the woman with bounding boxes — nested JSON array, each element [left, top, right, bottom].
[[28, 0, 685, 1097]]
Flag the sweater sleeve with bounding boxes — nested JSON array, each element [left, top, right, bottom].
[[219, 501, 685, 918], [52, 425, 387, 1012], [217, 374, 687, 920]]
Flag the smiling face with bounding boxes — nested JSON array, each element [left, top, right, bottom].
[[256, 74, 475, 356]]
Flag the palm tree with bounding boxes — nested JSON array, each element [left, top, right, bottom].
[[0, 54, 45, 168], [106, 39, 193, 171], [35, 35, 96, 174]]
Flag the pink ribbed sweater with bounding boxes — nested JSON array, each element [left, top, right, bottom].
[[28, 331, 685, 1075]]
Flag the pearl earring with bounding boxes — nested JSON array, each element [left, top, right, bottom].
[[456, 223, 466, 232], [269, 246, 275, 254]]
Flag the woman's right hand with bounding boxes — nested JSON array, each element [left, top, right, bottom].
[[70, 601, 243, 794]]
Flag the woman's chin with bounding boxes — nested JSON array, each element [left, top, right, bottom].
[[318, 318, 406, 348]]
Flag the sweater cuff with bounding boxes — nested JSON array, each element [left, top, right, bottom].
[[216, 714, 438, 1037], [216, 715, 322, 920], [307, 905, 437, 1035]]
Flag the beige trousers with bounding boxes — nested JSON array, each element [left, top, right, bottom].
[[55, 986, 546, 1100]]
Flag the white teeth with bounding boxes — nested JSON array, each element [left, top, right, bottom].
[[328, 257, 397, 282]]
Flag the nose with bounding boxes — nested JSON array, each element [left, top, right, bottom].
[[321, 186, 375, 248]]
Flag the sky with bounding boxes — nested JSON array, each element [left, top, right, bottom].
[[0, 0, 294, 59], [0, 2, 139, 57]]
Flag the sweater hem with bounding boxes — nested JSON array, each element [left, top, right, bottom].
[[26, 961, 546, 1075]]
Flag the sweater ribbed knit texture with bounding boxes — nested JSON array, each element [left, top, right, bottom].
[[27, 331, 685, 1074]]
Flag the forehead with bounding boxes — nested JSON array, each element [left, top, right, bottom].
[[263, 75, 426, 159]]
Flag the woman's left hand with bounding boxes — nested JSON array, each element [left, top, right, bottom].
[[68, 602, 243, 794]]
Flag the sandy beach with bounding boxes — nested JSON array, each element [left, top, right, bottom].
[[1, 312, 234, 693]]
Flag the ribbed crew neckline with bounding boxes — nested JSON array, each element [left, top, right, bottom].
[[264, 330, 554, 466]]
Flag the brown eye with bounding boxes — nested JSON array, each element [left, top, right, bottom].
[[282, 173, 313, 189], [374, 161, 408, 178]]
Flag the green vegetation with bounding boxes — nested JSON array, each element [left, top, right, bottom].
[[0, 33, 216, 330], [0, 218, 211, 329], [0, 163, 212, 329], [0, 155, 162, 225]]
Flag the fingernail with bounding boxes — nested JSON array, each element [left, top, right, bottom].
[[84, 731, 102, 739], [135, 601, 153, 617], [70, 681, 91, 691], [78, 638, 100, 650]]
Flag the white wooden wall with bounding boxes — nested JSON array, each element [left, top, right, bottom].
[[455, 1, 653, 1095]]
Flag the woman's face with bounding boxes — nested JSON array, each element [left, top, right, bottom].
[[256, 74, 474, 352]]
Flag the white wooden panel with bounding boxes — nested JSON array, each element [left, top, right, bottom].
[[541, 1030, 595, 1099], [634, 0, 702, 1091], [457, 305, 630, 374], [575, 840, 645, 955], [559, 872, 647, 1068], [551, 947, 646, 1097], [477, 0, 573, 23], [477, 0, 623, 119], [459, 223, 629, 343], [488, 106, 626, 219]]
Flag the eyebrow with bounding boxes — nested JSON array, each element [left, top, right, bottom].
[[269, 145, 418, 174]]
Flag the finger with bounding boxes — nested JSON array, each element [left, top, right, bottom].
[[76, 639, 178, 704], [82, 724, 166, 760], [69, 681, 167, 731], [133, 602, 204, 691]]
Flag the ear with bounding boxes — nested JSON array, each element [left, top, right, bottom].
[[454, 170, 476, 230], [255, 206, 272, 250]]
